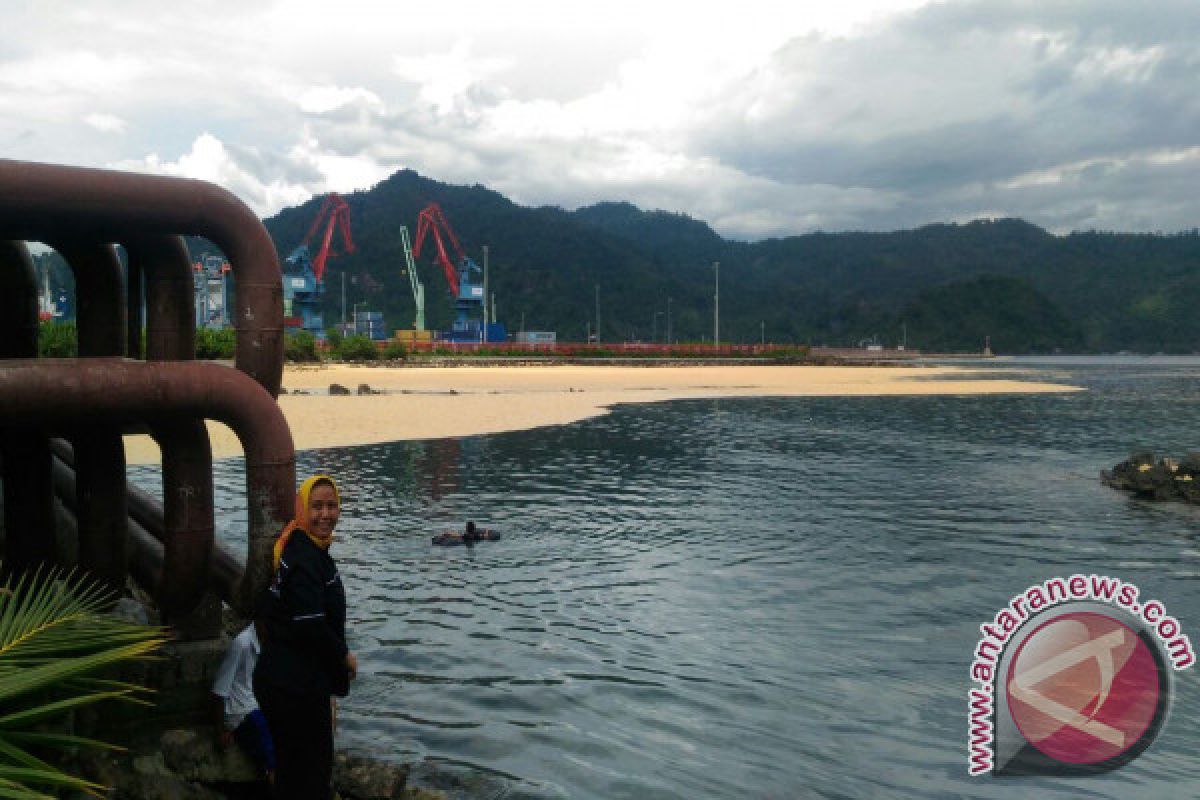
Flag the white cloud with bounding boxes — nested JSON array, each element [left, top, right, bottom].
[[298, 87, 385, 115], [83, 113, 127, 134], [4, 1, 1200, 237], [112, 134, 311, 217]]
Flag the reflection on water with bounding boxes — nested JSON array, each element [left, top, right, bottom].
[[133, 358, 1200, 799]]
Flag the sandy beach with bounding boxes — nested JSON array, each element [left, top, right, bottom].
[[121, 363, 1080, 464]]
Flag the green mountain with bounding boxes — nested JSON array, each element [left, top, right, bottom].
[[30, 169, 1200, 353], [261, 171, 1200, 352]]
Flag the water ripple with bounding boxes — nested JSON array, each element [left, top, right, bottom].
[[120, 359, 1200, 798]]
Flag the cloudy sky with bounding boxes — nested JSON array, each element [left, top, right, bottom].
[[3, 0, 1198, 239]]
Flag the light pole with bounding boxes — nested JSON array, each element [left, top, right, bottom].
[[713, 261, 719, 348], [352, 301, 363, 335], [482, 245, 489, 328], [594, 283, 600, 344], [667, 296, 673, 345]]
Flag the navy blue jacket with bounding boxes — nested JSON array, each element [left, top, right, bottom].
[[254, 533, 349, 698]]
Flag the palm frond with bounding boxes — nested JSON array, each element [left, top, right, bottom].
[[0, 566, 167, 798], [0, 777, 54, 800], [0, 766, 101, 792], [0, 641, 163, 707], [0, 732, 124, 753]]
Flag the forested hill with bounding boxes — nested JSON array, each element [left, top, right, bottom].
[[257, 169, 1200, 353]]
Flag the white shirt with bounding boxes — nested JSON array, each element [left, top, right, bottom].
[[211, 624, 261, 730]]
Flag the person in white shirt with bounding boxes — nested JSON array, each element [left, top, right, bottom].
[[212, 619, 276, 784]]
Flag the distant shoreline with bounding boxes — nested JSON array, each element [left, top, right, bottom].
[[121, 363, 1080, 465]]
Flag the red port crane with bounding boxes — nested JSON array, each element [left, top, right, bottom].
[[412, 202, 468, 296], [283, 192, 356, 337], [291, 192, 355, 284]]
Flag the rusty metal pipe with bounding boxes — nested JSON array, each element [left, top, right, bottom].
[[0, 359, 293, 614], [1, 431, 56, 576], [71, 431, 128, 596], [50, 440, 240, 606], [52, 241, 125, 357], [0, 241, 39, 358], [48, 447, 162, 589], [127, 235, 194, 361], [150, 421, 213, 616], [45, 243, 129, 593], [0, 160, 283, 395], [129, 234, 208, 614], [51, 243, 127, 594], [127, 255, 144, 360], [0, 240, 56, 575]]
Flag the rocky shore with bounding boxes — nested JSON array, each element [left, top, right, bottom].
[[1102, 452, 1200, 502], [58, 597, 449, 800], [67, 731, 438, 800]]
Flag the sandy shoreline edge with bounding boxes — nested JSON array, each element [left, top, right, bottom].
[[122, 363, 1080, 465]]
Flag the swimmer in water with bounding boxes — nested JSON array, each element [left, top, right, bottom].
[[432, 520, 500, 546]]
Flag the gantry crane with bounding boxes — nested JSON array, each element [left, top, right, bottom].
[[398, 225, 425, 332], [283, 193, 354, 338], [412, 202, 486, 341]]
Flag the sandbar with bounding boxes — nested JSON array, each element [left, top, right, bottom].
[[122, 364, 1080, 465]]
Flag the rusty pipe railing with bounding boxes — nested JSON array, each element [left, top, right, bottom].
[[0, 241, 39, 358], [0, 359, 294, 614], [48, 447, 159, 588], [131, 233, 210, 614], [151, 421, 214, 616], [71, 431, 128, 597], [50, 440, 244, 606], [0, 160, 284, 396], [53, 241, 125, 357], [129, 235, 195, 362], [0, 240, 56, 576], [50, 242, 129, 594]]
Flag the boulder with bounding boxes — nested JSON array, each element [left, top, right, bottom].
[[401, 789, 449, 800], [69, 749, 226, 800], [1103, 452, 1200, 503], [356, 383, 377, 395], [333, 752, 410, 799], [330, 383, 352, 395], [161, 728, 261, 784]]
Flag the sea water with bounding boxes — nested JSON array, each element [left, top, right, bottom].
[[142, 357, 1200, 799]]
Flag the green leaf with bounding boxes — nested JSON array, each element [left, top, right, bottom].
[[0, 732, 124, 753], [0, 765, 100, 790], [0, 566, 163, 797], [0, 691, 129, 730]]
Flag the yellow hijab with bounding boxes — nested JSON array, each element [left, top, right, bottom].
[[272, 474, 340, 571]]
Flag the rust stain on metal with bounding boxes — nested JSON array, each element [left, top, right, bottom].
[[0, 161, 295, 620]]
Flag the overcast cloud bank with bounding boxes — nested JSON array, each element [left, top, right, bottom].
[[2, 0, 1197, 239]]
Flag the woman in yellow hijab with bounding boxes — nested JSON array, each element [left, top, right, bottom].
[[253, 475, 358, 800]]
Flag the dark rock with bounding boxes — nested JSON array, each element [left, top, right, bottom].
[[161, 727, 261, 784], [330, 383, 352, 395], [1103, 452, 1200, 503], [356, 383, 377, 395], [69, 749, 225, 800], [333, 752, 410, 799], [112, 596, 151, 626], [401, 789, 449, 800]]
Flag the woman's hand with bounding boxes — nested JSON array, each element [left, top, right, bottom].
[[345, 651, 358, 681]]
